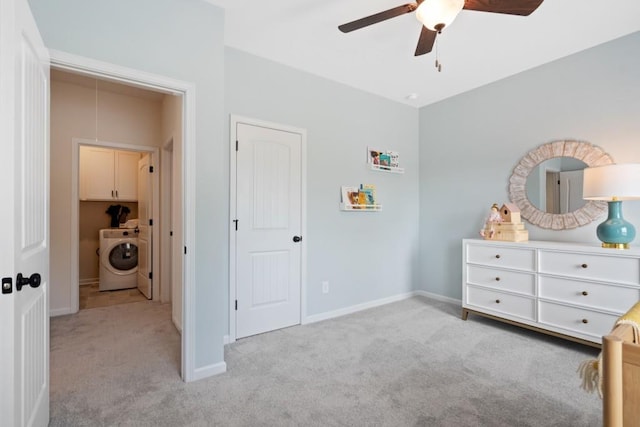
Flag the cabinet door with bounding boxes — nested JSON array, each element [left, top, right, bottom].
[[79, 146, 115, 200], [115, 151, 140, 201]]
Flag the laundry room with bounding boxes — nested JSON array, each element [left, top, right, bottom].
[[49, 68, 184, 319], [79, 155, 141, 306]]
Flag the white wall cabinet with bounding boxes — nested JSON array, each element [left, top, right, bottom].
[[80, 146, 139, 201], [462, 238, 640, 346]]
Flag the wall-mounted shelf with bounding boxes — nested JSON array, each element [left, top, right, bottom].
[[369, 164, 404, 174], [340, 202, 382, 211], [341, 185, 380, 211]]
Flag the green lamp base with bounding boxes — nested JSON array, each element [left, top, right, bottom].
[[596, 201, 636, 250]]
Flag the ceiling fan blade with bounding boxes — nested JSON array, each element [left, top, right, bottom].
[[338, 3, 417, 33], [415, 26, 437, 56], [463, 0, 544, 16]]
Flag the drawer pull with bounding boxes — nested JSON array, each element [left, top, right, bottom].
[[581, 263, 588, 269], [581, 291, 588, 296], [495, 299, 501, 304], [495, 254, 501, 259], [582, 319, 589, 324], [495, 277, 501, 281]]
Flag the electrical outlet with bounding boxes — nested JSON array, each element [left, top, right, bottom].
[[322, 281, 329, 294]]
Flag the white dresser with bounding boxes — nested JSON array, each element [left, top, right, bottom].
[[462, 239, 640, 346]]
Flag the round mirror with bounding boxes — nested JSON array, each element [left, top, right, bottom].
[[509, 140, 613, 230]]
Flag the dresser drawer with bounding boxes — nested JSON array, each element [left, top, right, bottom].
[[539, 301, 617, 341], [467, 265, 535, 296], [539, 251, 640, 285], [467, 245, 535, 271], [539, 276, 639, 313], [466, 286, 535, 321]]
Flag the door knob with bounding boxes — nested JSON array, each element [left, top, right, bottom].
[[16, 273, 41, 291], [293, 236, 302, 243]]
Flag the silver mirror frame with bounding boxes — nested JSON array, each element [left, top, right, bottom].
[[508, 140, 613, 230]]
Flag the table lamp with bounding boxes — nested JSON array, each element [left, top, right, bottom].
[[583, 164, 640, 249]]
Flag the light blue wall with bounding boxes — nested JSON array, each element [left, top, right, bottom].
[[418, 32, 640, 299], [29, 0, 227, 369], [225, 48, 420, 317]]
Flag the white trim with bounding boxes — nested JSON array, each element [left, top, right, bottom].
[[50, 50, 198, 383], [191, 361, 227, 382], [160, 138, 173, 304], [303, 292, 418, 325], [49, 307, 73, 317], [181, 76, 197, 383], [50, 50, 185, 95], [228, 115, 308, 344], [412, 290, 461, 306], [228, 118, 237, 344], [223, 335, 230, 345], [302, 291, 460, 325]]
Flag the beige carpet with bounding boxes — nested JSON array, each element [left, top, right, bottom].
[[50, 297, 601, 426], [79, 282, 147, 310]]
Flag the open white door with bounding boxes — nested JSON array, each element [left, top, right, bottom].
[[137, 154, 153, 299], [235, 122, 302, 339], [0, 0, 50, 425], [559, 169, 586, 214]]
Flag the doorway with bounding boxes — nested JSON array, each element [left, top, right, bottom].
[[49, 51, 197, 381], [229, 116, 308, 341], [75, 142, 157, 310], [50, 65, 167, 313]]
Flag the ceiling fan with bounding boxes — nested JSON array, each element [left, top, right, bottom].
[[338, 0, 544, 57]]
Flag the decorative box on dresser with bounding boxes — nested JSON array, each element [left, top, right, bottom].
[[462, 238, 640, 347]]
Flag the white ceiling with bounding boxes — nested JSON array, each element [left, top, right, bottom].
[[207, 0, 640, 108]]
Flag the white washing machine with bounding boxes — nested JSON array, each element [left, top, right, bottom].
[[99, 228, 139, 291]]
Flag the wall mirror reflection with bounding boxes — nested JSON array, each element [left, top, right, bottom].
[[509, 140, 614, 230], [526, 157, 588, 214]]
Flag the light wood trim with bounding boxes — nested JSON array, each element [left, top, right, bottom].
[[603, 323, 640, 427]]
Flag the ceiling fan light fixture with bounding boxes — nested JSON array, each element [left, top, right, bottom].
[[415, 0, 465, 32]]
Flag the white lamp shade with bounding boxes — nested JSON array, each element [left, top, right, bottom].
[[415, 0, 465, 31], [583, 164, 640, 201]]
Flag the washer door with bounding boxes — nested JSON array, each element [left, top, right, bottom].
[[105, 241, 138, 275]]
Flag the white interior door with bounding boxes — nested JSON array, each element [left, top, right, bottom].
[[137, 154, 153, 299], [0, 0, 50, 425], [235, 123, 302, 339], [560, 169, 586, 214]]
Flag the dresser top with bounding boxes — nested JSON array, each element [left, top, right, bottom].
[[463, 238, 640, 257]]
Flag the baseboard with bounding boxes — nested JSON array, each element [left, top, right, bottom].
[[413, 290, 461, 306], [223, 335, 230, 345], [172, 316, 182, 333], [79, 278, 98, 286], [50, 307, 75, 317], [302, 291, 462, 325], [189, 361, 227, 382], [303, 291, 418, 325]]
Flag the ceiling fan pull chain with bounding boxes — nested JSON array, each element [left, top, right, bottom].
[[434, 40, 442, 72]]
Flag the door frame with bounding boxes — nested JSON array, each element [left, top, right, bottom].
[[160, 138, 173, 305], [50, 49, 198, 382], [71, 139, 160, 301], [228, 115, 308, 343]]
